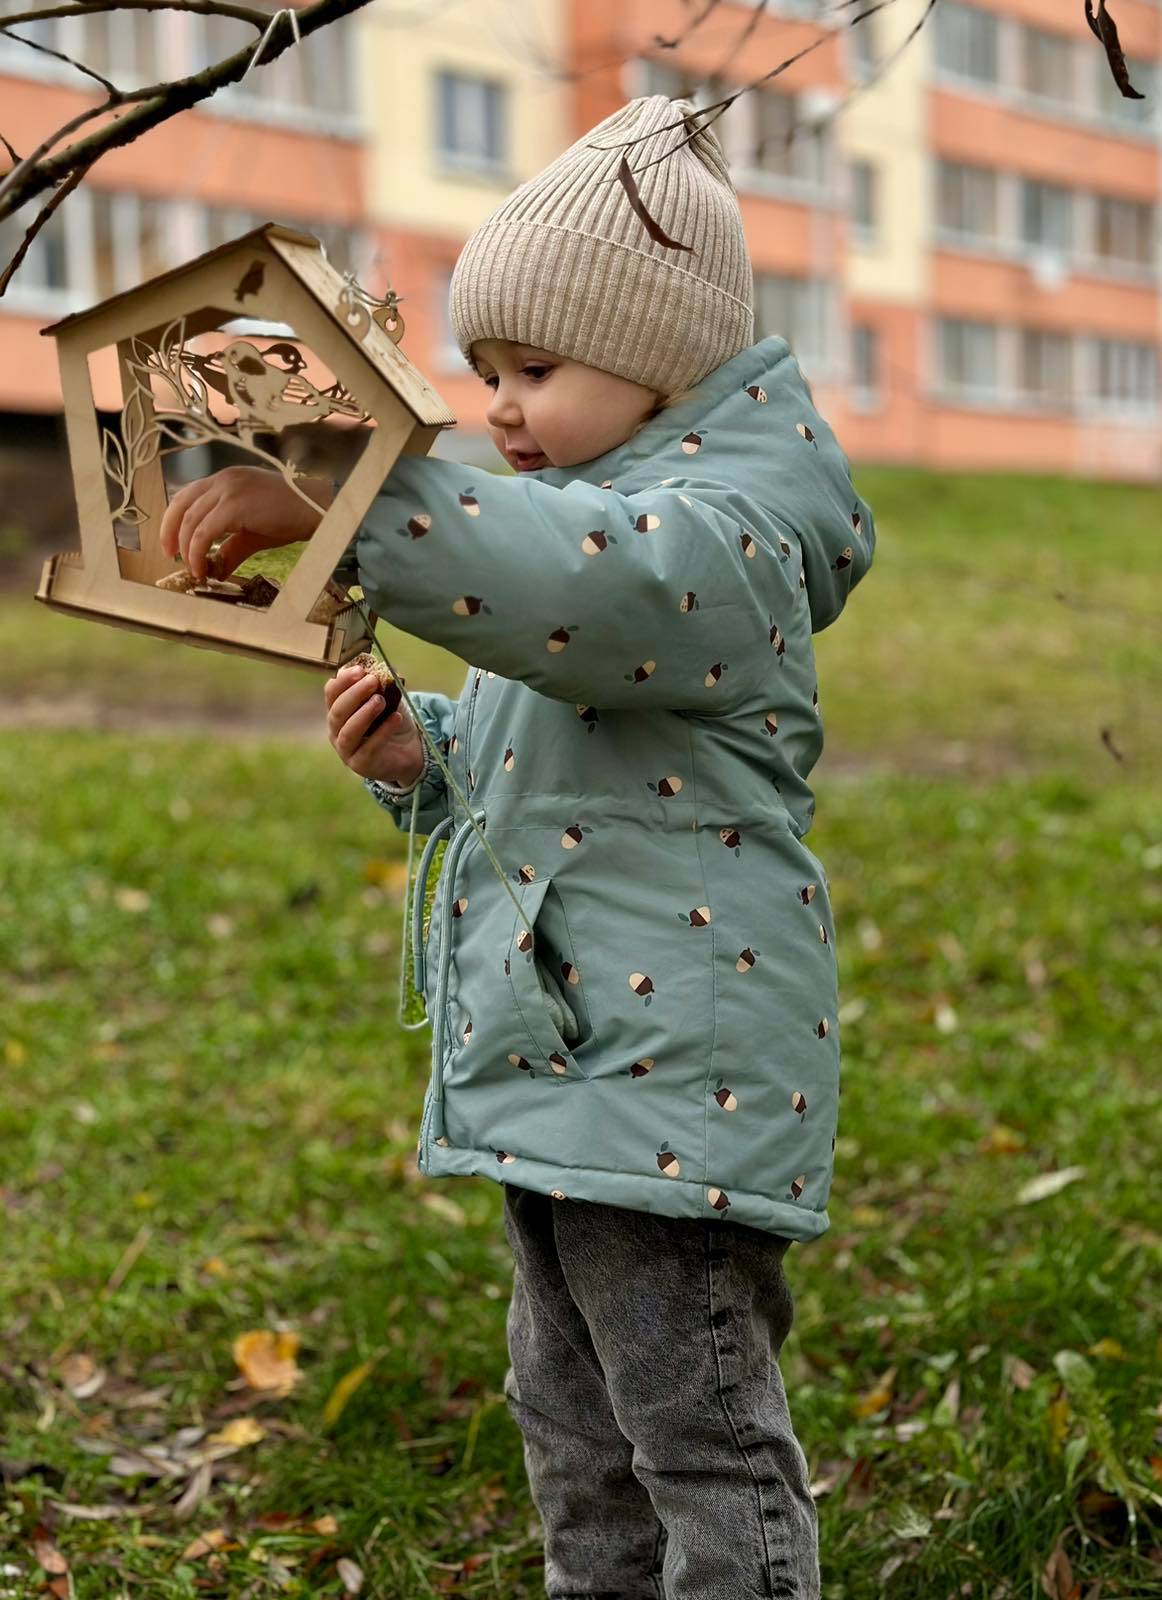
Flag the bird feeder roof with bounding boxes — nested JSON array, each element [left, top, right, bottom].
[[41, 220, 456, 429]]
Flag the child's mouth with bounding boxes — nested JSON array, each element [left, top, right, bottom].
[[511, 451, 546, 471]]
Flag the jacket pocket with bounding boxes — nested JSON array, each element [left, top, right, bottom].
[[504, 874, 594, 1081]]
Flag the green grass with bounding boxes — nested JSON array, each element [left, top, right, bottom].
[[1, 467, 1160, 1597]]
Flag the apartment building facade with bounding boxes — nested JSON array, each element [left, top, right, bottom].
[[2, 0, 1160, 478]]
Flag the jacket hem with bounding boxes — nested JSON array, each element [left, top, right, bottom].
[[418, 1138, 829, 1244]]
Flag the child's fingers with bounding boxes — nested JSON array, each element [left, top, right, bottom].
[[159, 478, 206, 558], [176, 491, 225, 578], [326, 671, 383, 740], [334, 690, 393, 759]]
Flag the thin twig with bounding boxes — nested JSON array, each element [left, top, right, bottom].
[[0, 165, 85, 296], [0, 26, 118, 93]]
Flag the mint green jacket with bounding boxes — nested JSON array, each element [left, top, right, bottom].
[[337, 336, 875, 1241]]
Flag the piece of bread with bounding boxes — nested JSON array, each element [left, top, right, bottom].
[[350, 649, 402, 729]]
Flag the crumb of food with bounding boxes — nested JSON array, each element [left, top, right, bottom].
[[350, 649, 403, 726], [237, 573, 280, 608], [155, 568, 199, 593]]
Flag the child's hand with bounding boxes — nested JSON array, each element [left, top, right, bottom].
[[324, 663, 426, 785], [158, 466, 333, 580]]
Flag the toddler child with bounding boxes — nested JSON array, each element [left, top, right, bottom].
[[160, 93, 875, 1600]]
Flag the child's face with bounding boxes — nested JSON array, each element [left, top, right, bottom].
[[472, 339, 660, 472]]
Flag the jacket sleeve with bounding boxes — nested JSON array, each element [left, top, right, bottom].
[[775, 368, 877, 634], [337, 457, 782, 711], [362, 689, 457, 835]]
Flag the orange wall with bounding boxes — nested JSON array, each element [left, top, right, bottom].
[[931, 90, 1160, 203], [932, 253, 1160, 338]]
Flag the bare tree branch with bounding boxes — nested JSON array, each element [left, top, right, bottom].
[[0, 0, 373, 228], [0, 165, 85, 295]]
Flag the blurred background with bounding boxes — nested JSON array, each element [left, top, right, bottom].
[[1, 2, 1160, 1596]]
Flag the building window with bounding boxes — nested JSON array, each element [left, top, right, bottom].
[[934, 2, 1000, 86], [938, 318, 999, 399], [0, 202, 70, 303], [435, 71, 506, 175], [936, 160, 998, 240], [1094, 339, 1157, 408], [755, 275, 832, 375], [1094, 195, 1155, 268], [850, 160, 877, 240], [1020, 180, 1072, 254], [1019, 26, 1074, 107], [752, 90, 827, 188], [851, 324, 879, 399], [193, 8, 355, 122], [1018, 330, 1073, 406], [1096, 58, 1155, 129]]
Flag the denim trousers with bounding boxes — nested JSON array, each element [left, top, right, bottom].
[[501, 1184, 821, 1600]]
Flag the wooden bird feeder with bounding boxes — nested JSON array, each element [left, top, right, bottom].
[[35, 222, 456, 671]]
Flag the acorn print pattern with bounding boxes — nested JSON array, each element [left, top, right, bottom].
[[792, 1091, 807, 1121], [679, 905, 712, 928], [740, 532, 757, 559], [582, 529, 615, 556], [398, 512, 432, 539], [648, 775, 683, 798], [497, 1151, 517, 1165], [704, 662, 727, 688], [514, 864, 537, 885], [789, 1174, 806, 1200], [516, 929, 534, 956], [576, 704, 599, 732], [796, 422, 818, 448], [799, 883, 816, 905], [629, 972, 655, 1005], [746, 385, 768, 403], [769, 620, 786, 657], [736, 947, 759, 973], [625, 660, 656, 684], [720, 827, 741, 856], [451, 897, 468, 918], [452, 595, 491, 616], [681, 431, 703, 454], [714, 1079, 738, 1111], [547, 624, 579, 653], [763, 712, 778, 736], [816, 1018, 829, 1038], [508, 1052, 532, 1073], [561, 961, 581, 986], [630, 1057, 655, 1078], [833, 546, 853, 573], [561, 824, 593, 850], [548, 1052, 568, 1076], [459, 490, 480, 516], [707, 1187, 731, 1214], [634, 513, 661, 533], [852, 506, 863, 537], [657, 1144, 681, 1178], [503, 745, 515, 772], [463, 1019, 473, 1045], [679, 590, 700, 612]]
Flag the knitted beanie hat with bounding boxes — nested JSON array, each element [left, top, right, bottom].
[[449, 94, 754, 398]]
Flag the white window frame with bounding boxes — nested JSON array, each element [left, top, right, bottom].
[[849, 323, 881, 410]]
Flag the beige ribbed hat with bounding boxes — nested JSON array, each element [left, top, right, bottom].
[[449, 95, 754, 398]]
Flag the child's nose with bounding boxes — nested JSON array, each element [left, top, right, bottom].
[[485, 385, 522, 429]]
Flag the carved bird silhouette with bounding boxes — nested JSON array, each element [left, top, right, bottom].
[[183, 341, 365, 443]]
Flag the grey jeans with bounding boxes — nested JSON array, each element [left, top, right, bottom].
[[501, 1185, 821, 1600]]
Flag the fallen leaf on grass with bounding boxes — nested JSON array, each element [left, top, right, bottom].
[[1086, 1338, 1126, 1361], [851, 1367, 896, 1418], [1017, 1167, 1087, 1205], [181, 1528, 234, 1561], [50, 1501, 155, 1522], [32, 1532, 68, 1575], [1040, 1534, 1077, 1599], [59, 1354, 106, 1400], [1004, 1353, 1037, 1390], [337, 1556, 364, 1593], [206, 1417, 266, 1449], [172, 1461, 213, 1521], [421, 1193, 468, 1226], [980, 1124, 1026, 1154], [322, 1358, 379, 1431], [232, 1331, 302, 1395]]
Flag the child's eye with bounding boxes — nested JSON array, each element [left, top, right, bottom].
[[523, 365, 551, 381]]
